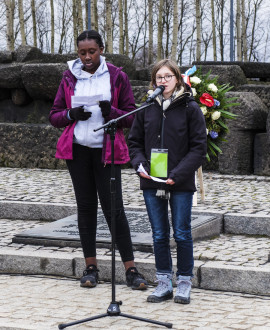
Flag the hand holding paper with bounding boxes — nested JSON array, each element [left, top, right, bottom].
[[71, 95, 104, 108], [137, 164, 167, 183]]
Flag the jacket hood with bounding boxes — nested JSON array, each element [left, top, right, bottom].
[[67, 55, 108, 80]]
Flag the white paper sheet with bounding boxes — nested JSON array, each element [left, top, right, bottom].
[[71, 95, 104, 108], [137, 163, 167, 183]]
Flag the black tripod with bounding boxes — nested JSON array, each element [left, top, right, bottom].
[[58, 103, 173, 329]]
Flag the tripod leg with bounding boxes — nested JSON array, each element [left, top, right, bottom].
[[120, 312, 173, 328], [58, 313, 109, 329]]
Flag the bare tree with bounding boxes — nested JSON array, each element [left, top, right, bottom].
[[5, 0, 15, 51], [31, 0, 37, 47], [211, 0, 217, 61], [57, 0, 72, 53], [106, 0, 113, 52], [119, 0, 124, 53], [195, 0, 201, 61], [248, 0, 264, 61], [18, 0, 26, 45], [123, 0, 128, 55], [148, 0, 153, 64], [216, 0, 225, 61], [241, 0, 247, 61], [77, 0, 84, 34], [171, 0, 178, 61], [157, 0, 164, 61], [50, 0, 54, 53], [94, 0, 98, 30], [72, 0, 78, 49], [236, 0, 241, 60]]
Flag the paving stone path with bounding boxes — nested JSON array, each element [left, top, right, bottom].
[[1, 274, 270, 329], [0, 167, 270, 214], [1, 167, 270, 329]]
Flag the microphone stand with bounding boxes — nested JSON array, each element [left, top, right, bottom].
[[58, 102, 173, 329]]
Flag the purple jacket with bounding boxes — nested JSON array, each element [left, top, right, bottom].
[[49, 62, 135, 163]]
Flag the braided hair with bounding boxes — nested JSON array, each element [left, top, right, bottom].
[[76, 30, 104, 48]]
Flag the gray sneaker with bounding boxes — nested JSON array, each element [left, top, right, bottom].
[[147, 273, 173, 303], [174, 275, 192, 304]]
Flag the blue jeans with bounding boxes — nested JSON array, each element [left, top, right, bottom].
[[143, 189, 194, 277]]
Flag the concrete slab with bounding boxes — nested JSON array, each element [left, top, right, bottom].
[[0, 201, 76, 221], [12, 211, 219, 252], [0, 248, 74, 276], [200, 261, 270, 295], [224, 213, 270, 236]]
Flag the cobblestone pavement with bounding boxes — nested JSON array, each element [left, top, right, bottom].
[[0, 167, 270, 214], [1, 274, 270, 330], [0, 218, 270, 269], [1, 168, 270, 328]]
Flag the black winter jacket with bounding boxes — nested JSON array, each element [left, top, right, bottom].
[[128, 90, 207, 192]]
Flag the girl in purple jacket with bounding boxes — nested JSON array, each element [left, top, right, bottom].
[[49, 30, 147, 290]]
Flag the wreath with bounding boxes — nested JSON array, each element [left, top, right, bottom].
[[183, 66, 238, 161]]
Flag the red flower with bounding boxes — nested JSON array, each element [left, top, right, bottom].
[[200, 93, 214, 107]]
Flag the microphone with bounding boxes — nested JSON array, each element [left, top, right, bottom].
[[146, 85, 165, 103]]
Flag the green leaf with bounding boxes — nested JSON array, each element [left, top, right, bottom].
[[217, 120, 229, 130], [219, 109, 238, 117], [208, 143, 217, 157], [208, 139, 223, 153]]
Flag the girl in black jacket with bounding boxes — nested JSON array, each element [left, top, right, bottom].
[[128, 59, 207, 304]]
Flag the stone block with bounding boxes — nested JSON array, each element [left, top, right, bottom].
[[0, 201, 76, 221], [0, 51, 13, 63], [267, 111, 270, 145], [218, 91, 268, 174], [193, 61, 270, 79], [15, 45, 43, 62], [0, 88, 11, 101], [11, 88, 32, 106], [0, 249, 74, 276], [0, 99, 52, 123], [191, 63, 247, 87], [0, 63, 23, 88], [192, 210, 224, 234], [103, 53, 137, 79], [21, 63, 68, 101], [200, 261, 270, 295], [131, 85, 149, 104], [218, 129, 254, 174], [254, 133, 270, 176], [226, 92, 268, 130], [238, 85, 270, 109], [224, 213, 270, 236], [0, 123, 66, 169]]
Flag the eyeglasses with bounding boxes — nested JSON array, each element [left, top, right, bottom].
[[156, 74, 175, 83]]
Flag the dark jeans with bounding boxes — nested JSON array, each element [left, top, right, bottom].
[[143, 189, 194, 276], [66, 144, 134, 262]]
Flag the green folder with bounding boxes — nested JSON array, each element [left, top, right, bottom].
[[150, 149, 168, 178]]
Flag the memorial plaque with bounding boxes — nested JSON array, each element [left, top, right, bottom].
[[13, 210, 218, 252]]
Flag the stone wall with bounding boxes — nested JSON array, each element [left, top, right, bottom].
[[193, 61, 270, 80], [0, 123, 65, 169], [0, 46, 138, 124]]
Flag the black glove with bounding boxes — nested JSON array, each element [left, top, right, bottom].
[[99, 100, 111, 118], [69, 106, 92, 121]]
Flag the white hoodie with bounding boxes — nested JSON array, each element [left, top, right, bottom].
[[67, 56, 111, 148]]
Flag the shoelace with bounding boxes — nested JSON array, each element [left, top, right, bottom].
[[130, 270, 145, 280], [154, 279, 171, 294], [83, 267, 99, 276], [176, 280, 191, 295]]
